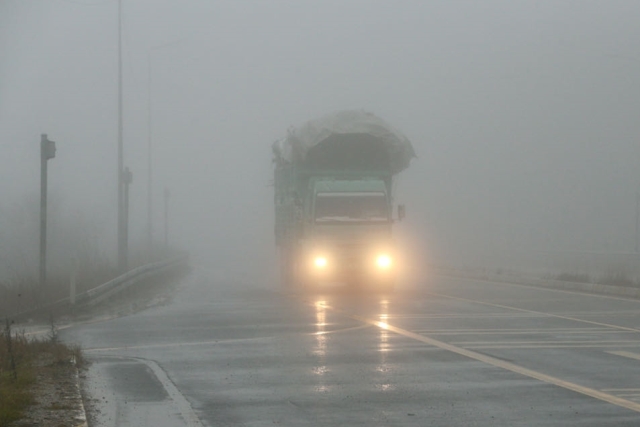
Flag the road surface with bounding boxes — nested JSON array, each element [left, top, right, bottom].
[[61, 269, 640, 426]]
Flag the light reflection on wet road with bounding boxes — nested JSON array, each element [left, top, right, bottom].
[[61, 270, 640, 426]]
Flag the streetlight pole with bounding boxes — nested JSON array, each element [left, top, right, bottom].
[[147, 52, 153, 258], [40, 134, 56, 293]]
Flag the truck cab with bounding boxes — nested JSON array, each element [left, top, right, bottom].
[[299, 178, 396, 289]]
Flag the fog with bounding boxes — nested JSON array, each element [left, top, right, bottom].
[[2, 1, 640, 285]]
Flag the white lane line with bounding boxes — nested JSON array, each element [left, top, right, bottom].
[[140, 358, 204, 427], [466, 343, 640, 350], [23, 315, 121, 337], [418, 330, 630, 336], [437, 273, 640, 304], [85, 338, 260, 353], [315, 324, 372, 335], [451, 340, 640, 348], [87, 355, 204, 427], [71, 357, 89, 427], [316, 302, 640, 414], [85, 325, 371, 353], [425, 291, 640, 334], [385, 313, 548, 319], [608, 351, 640, 361], [394, 311, 640, 318], [416, 330, 608, 334]]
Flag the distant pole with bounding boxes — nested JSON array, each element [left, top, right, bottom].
[[69, 256, 79, 306], [123, 167, 133, 270], [117, 0, 126, 272], [164, 187, 170, 247], [635, 193, 640, 253], [39, 134, 56, 292]]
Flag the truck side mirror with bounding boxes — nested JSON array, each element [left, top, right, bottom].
[[398, 204, 406, 221]]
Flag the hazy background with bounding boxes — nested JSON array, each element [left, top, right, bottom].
[[2, 0, 640, 285]]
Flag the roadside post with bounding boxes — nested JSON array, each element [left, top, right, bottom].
[[164, 187, 170, 247], [70, 256, 79, 306], [39, 134, 56, 294]]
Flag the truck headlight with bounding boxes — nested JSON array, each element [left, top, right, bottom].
[[314, 256, 328, 268], [376, 254, 392, 269]]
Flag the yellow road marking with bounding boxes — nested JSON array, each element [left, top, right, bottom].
[[608, 351, 640, 361], [315, 303, 640, 414]]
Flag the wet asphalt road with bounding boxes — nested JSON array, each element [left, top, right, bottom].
[[61, 269, 640, 426]]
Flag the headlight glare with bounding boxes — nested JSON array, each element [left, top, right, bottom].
[[314, 256, 328, 268], [376, 254, 392, 269]]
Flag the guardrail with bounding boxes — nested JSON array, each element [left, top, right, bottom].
[[79, 254, 188, 306], [11, 253, 189, 320]]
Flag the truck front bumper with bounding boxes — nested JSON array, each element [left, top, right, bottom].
[[300, 245, 395, 286]]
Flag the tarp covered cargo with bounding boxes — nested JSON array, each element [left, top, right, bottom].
[[272, 110, 416, 175]]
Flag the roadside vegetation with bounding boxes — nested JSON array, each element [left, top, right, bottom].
[[0, 194, 179, 319], [0, 193, 115, 318], [0, 318, 83, 425]]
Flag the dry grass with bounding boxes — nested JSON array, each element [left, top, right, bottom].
[[0, 319, 83, 425]]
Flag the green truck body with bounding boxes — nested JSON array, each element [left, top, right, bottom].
[[272, 111, 415, 290]]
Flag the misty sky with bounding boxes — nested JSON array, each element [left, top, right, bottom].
[[2, 1, 640, 282]]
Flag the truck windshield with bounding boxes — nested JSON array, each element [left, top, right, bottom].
[[315, 192, 388, 223]]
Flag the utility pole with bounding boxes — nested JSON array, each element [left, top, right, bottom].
[[40, 134, 56, 292], [164, 187, 170, 247], [117, 0, 127, 273]]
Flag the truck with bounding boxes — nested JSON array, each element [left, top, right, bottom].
[[272, 110, 415, 291]]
